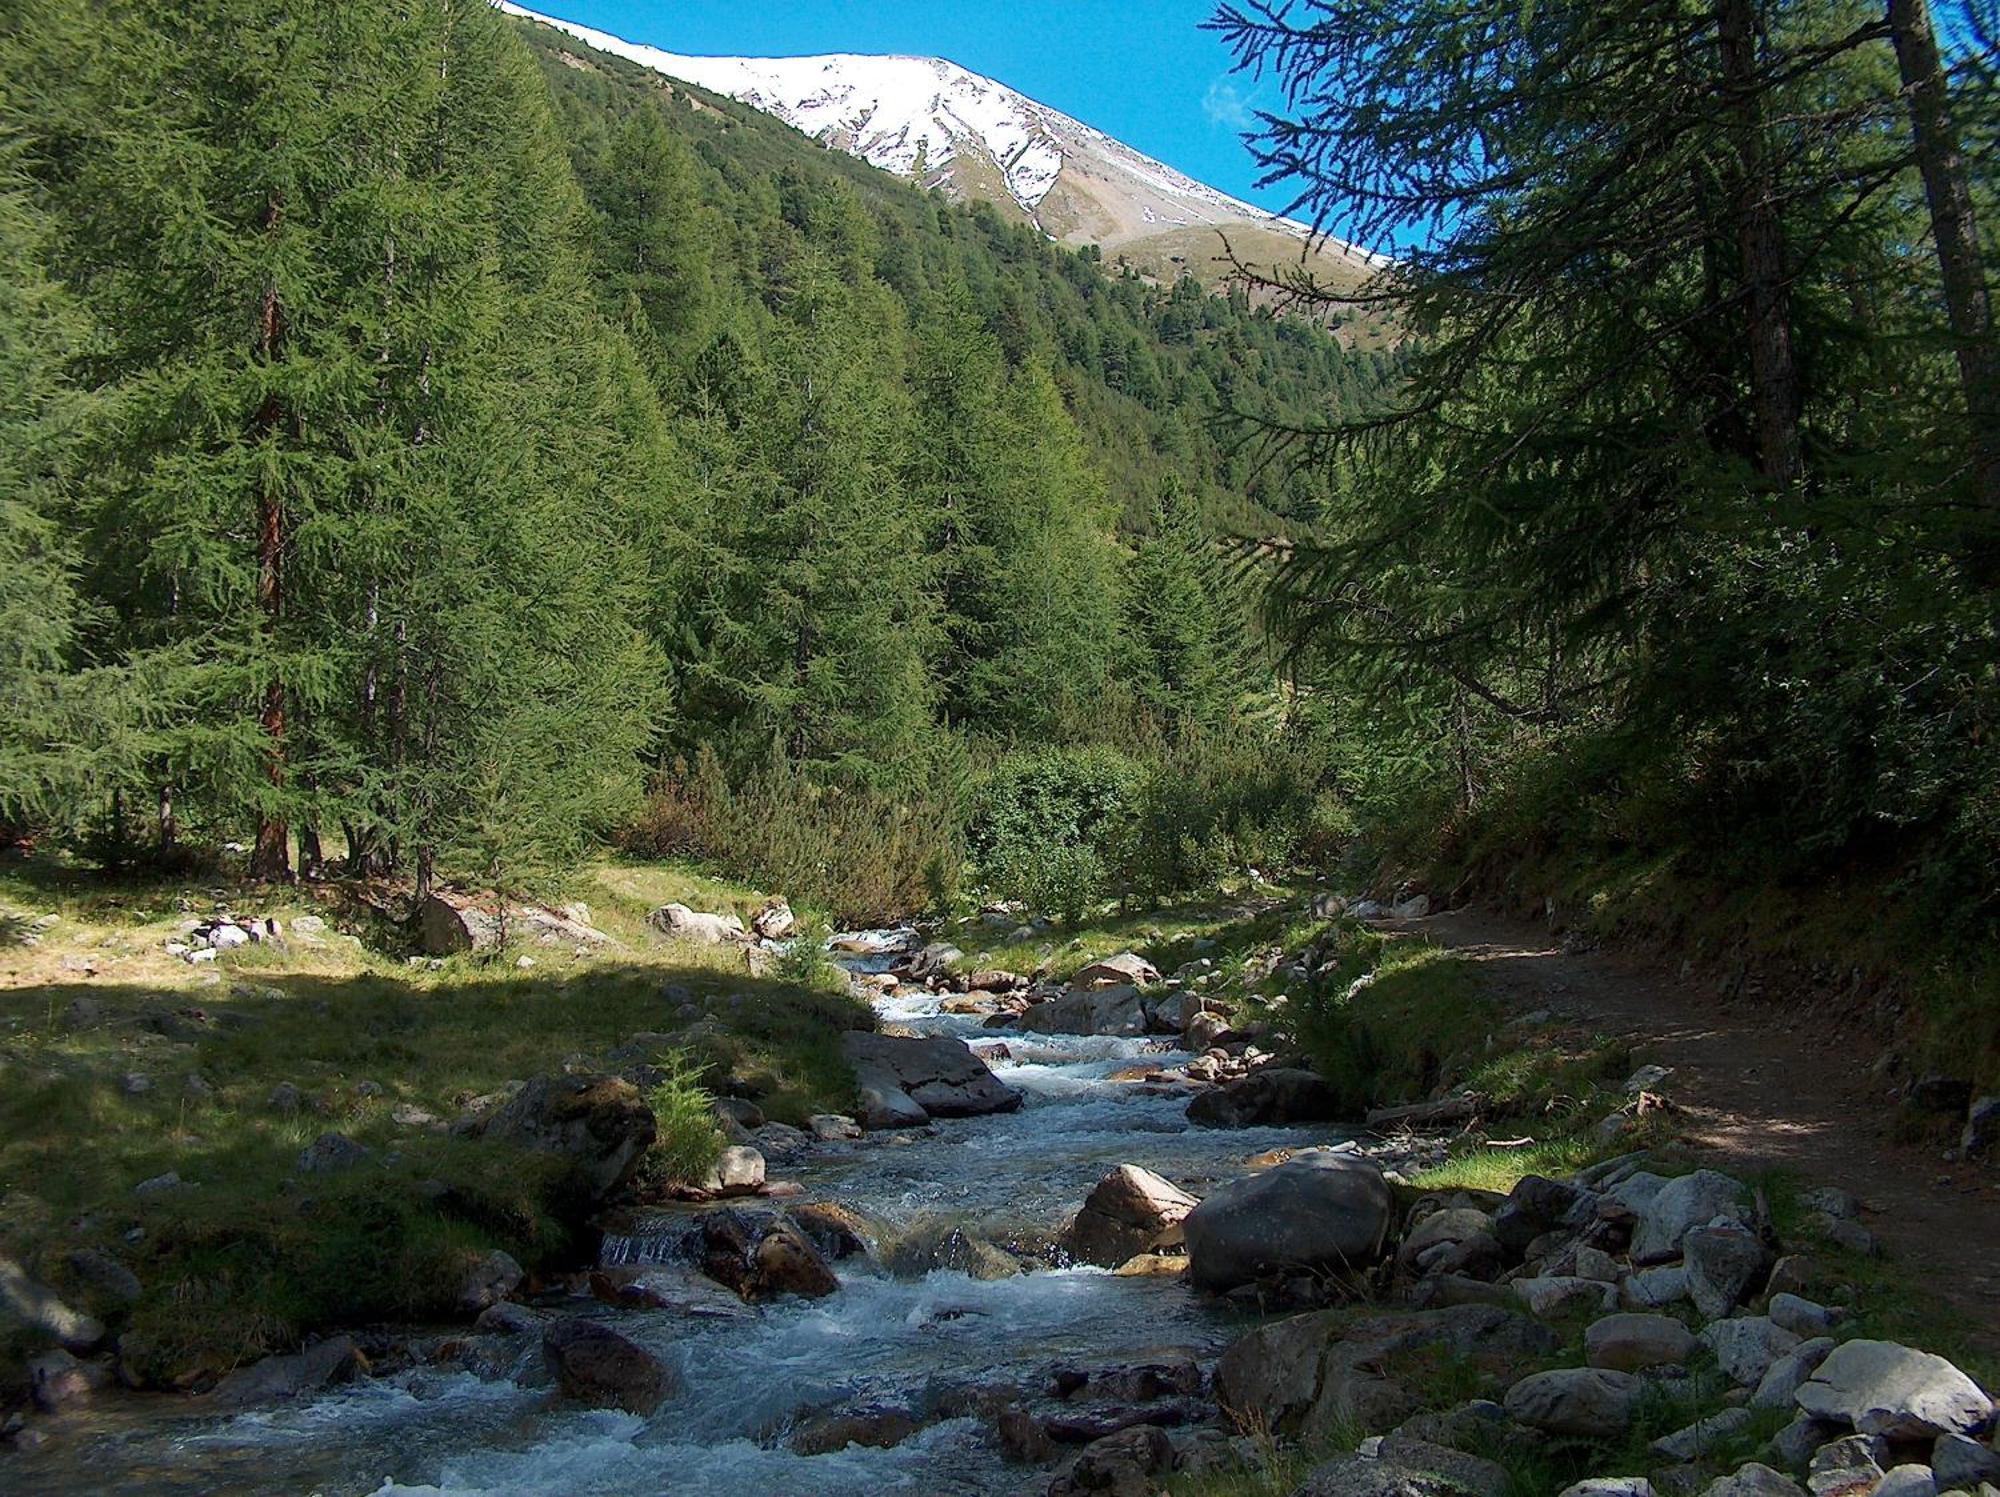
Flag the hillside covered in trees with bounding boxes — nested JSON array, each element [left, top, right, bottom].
[[0, 0, 1394, 912]]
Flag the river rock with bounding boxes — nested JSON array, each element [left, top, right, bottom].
[[1932, 1433, 2000, 1489], [1064, 1166, 1197, 1268], [480, 1073, 656, 1203], [1505, 1367, 1644, 1438], [706, 1145, 766, 1196], [1020, 985, 1150, 1037], [1654, 1407, 1757, 1461], [1048, 1424, 1174, 1497], [1795, 1340, 1996, 1440], [790, 1403, 921, 1454], [1753, 1338, 1837, 1410], [1072, 953, 1160, 989], [1707, 1464, 1810, 1497], [542, 1317, 673, 1415], [453, 1250, 523, 1314], [210, 1335, 367, 1409], [1184, 1153, 1392, 1290], [1770, 1414, 1843, 1471], [1631, 1169, 1753, 1263], [1560, 1482, 1657, 1497], [1586, 1312, 1700, 1373], [0, 1254, 104, 1352], [647, 902, 747, 945], [1965, 1096, 2000, 1155], [751, 899, 796, 940], [29, 1349, 110, 1412], [692, 1208, 840, 1300], [1684, 1222, 1768, 1319], [842, 1032, 1021, 1122], [1186, 1068, 1343, 1128], [887, 1223, 1019, 1280]]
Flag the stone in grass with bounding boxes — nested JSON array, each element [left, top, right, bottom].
[[1932, 1434, 2000, 1492], [1686, 1223, 1770, 1320], [1767, 1414, 1841, 1472], [1752, 1338, 1837, 1411], [1704, 1464, 1809, 1497], [1767, 1295, 1843, 1337], [1623, 1264, 1692, 1310], [1631, 1169, 1753, 1264], [0, 1255, 105, 1353], [1514, 1276, 1617, 1319], [1871, 1467, 1936, 1497], [1794, 1340, 1996, 1441], [1504, 1367, 1643, 1439], [297, 1131, 371, 1174], [1703, 1317, 1802, 1387], [1559, 1482, 1657, 1497], [1586, 1312, 1700, 1374], [454, 1250, 523, 1315], [1806, 1434, 1887, 1497], [1653, 1407, 1756, 1461]]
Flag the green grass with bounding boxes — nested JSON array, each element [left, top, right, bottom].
[[0, 854, 868, 1383]]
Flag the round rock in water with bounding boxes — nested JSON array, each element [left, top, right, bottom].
[[1183, 1153, 1393, 1291]]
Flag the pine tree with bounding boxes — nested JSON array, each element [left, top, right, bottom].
[[1124, 478, 1253, 740]]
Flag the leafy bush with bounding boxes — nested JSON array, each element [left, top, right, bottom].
[[644, 1047, 725, 1186]]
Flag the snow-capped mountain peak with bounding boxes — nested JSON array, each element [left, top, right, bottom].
[[497, 2, 1379, 284]]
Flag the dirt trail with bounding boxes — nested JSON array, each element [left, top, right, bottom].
[[1405, 905, 2000, 1347]]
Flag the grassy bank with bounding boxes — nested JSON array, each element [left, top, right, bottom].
[[0, 856, 868, 1388]]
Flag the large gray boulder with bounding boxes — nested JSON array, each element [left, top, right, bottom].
[[1184, 1154, 1393, 1290], [1631, 1169, 1752, 1263], [480, 1073, 657, 1203], [1071, 952, 1160, 988], [647, 902, 747, 945], [1186, 1067, 1343, 1127], [0, 1254, 104, 1353], [1215, 1304, 1557, 1446], [1017, 985, 1149, 1037], [1063, 1165, 1197, 1268], [1504, 1367, 1645, 1438], [1794, 1340, 1995, 1440], [842, 1032, 1020, 1123]]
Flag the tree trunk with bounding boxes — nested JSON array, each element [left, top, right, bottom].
[[1715, 0, 1804, 487], [248, 187, 291, 883], [157, 783, 176, 858], [1886, 0, 2000, 534], [298, 823, 322, 881]]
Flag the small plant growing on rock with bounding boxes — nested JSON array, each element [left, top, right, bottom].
[[644, 1047, 725, 1186]]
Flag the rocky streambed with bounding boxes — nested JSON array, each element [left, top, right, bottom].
[[9, 923, 1998, 1497]]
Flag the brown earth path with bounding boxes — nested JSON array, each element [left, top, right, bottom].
[[1400, 905, 2000, 1351]]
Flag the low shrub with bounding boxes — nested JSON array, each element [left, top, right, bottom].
[[644, 1047, 726, 1186]]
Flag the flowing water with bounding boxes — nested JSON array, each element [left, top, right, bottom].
[[23, 936, 1361, 1496]]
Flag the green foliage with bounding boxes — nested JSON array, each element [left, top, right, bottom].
[[643, 1048, 726, 1187]]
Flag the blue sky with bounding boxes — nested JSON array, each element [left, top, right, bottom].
[[516, 1, 1299, 216]]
